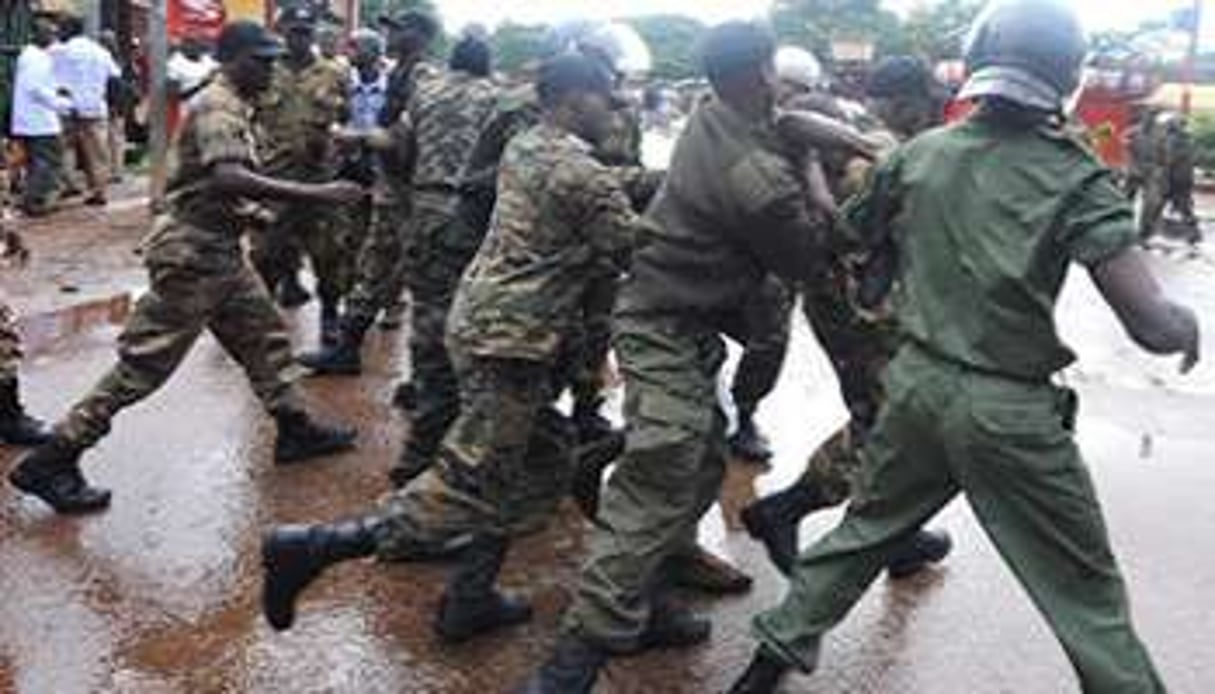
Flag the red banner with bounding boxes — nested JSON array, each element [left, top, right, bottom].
[[168, 0, 227, 42]]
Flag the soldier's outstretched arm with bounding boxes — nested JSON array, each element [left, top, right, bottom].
[[1091, 248, 1200, 372], [211, 162, 365, 206], [776, 109, 881, 162]]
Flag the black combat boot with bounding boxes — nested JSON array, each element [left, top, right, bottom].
[[392, 380, 417, 411], [319, 301, 341, 348], [568, 429, 625, 521], [261, 517, 380, 630], [273, 409, 357, 464], [728, 647, 792, 693], [885, 529, 953, 579], [434, 533, 533, 642], [0, 378, 53, 446], [515, 636, 608, 694], [728, 412, 774, 462], [297, 317, 370, 376], [8, 438, 111, 514], [666, 545, 754, 595], [740, 481, 832, 576], [571, 396, 616, 445], [276, 273, 311, 309], [636, 596, 712, 651]]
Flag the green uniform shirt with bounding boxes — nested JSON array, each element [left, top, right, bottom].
[[846, 116, 1137, 381], [618, 97, 821, 318], [447, 123, 643, 362]]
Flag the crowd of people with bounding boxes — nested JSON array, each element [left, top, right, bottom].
[[0, 0, 1204, 692]]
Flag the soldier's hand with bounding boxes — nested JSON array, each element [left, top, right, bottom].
[[315, 180, 367, 206]]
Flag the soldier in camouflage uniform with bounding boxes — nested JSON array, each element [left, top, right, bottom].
[[251, 6, 350, 343], [520, 25, 830, 692], [260, 55, 645, 644], [295, 10, 438, 374], [301, 36, 500, 492], [0, 133, 53, 447], [7, 21, 361, 516], [740, 56, 956, 578]]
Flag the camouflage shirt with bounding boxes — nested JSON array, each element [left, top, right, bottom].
[[447, 123, 644, 362], [141, 73, 258, 272], [409, 70, 498, 190], [257, 56, 347, 175]]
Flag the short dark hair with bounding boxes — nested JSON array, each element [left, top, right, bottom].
[[536, 53, 613, 109], [866, 56, 937, 100], [700, 21, 776, 88], [449, 35, 491, 77], [59, 15, 85, 38]]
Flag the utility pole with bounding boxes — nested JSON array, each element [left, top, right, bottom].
[[1181, 0, 1203, 115], [147, 0, 169, 207], [84, 0, 103, 36]]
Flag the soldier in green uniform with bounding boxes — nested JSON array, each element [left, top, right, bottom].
[[742, 55, 953, 577], [294, 10, 437, 375], [258, 54, 647, 643], [300, 35, 500, 491], [519, 23, 829, 692], [729, 3, 1198, 691], [7, 21, 362, 516], [0, 137, 52, 447], [251, 6, 350, 344]]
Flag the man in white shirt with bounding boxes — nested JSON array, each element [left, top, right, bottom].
[[51, 14, 120, 205], [11, 18, 68, 216]]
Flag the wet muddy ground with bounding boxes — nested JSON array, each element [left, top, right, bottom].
[[2, 205, 1215, 693]]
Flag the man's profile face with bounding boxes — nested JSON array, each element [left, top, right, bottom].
[[232, 52, 277, 96]]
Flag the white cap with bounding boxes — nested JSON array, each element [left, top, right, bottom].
[[775, 46, 823, 91]]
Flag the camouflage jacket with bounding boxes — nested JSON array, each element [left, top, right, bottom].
[[257, 56, 348, 175], [141, 73, 258, 272], [447, 123, 645, 362], [409, 69, 498, 190]]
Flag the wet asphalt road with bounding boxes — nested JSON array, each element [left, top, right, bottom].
[[3, 226, 1215, 692]]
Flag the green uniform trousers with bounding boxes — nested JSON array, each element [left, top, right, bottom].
[[731, 275, 794, 418], [55, 262, 303, 449], [562, 312, 728, 650], [0, 302, 21, 382], [753, 344, 1164, 694], [374, 353, 573, 560]]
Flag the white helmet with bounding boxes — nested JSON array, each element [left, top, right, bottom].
[[775, 46, 823, 91], [550, 21, 652, 76]]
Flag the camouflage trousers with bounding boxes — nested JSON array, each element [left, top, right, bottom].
[[563, 312, 728, 650], [249, 164, 361, 307], [796, 271, 900, 505], [0, 302, 21, 382], [54, 261, 303, 450], [344, 195, 410, 330], [399, 199, 480, 473], [732, 275, 794, 418], [374, 354, 573, 560]]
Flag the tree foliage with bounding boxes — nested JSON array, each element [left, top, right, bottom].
[[488, 22, 549, 74], [624, 15, 707, 80]]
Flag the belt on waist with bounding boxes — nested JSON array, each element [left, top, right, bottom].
[[905, 340, 1050, 386]]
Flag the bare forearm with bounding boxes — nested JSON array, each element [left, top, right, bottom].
[[1092, 249, 1199, 356], [777, 110, 881, 161], [211, 163, 331, 204]]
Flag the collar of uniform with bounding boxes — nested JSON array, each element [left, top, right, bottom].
[[211, 72, 256, 119], [536, 121, 594, 153], [708, 96, 778, 142]]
